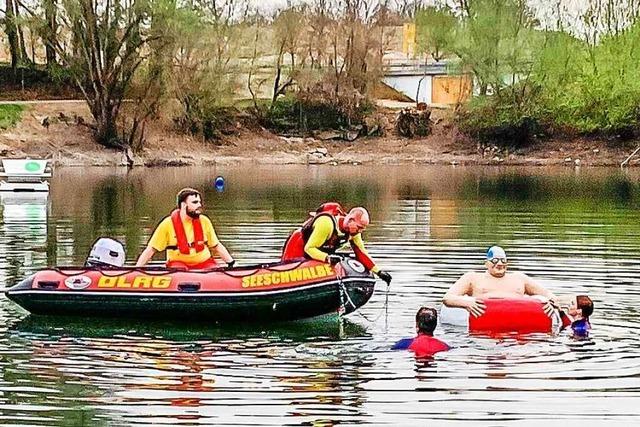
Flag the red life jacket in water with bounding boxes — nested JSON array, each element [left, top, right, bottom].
[[281, 203, 347, 261], [170, 209, 206, 254]]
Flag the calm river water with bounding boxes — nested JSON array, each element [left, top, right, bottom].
[[1, 165, 640, 425]]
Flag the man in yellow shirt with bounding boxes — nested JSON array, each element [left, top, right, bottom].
[[136, 188, 235, 270], [282, 204, 392, 284]]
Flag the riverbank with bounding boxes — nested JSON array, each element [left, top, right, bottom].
[[0, 101, 638, 167]]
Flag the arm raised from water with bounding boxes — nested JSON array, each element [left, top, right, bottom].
[[443, 272, 486, 317], [523, 273, 557, 316]]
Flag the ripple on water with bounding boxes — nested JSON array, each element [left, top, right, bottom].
[[1, 166, 640, 424]]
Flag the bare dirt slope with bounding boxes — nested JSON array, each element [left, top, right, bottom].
[[0, 101, 638, 167]]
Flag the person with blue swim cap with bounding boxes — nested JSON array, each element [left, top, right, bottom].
[[442, 245, 558, 318]]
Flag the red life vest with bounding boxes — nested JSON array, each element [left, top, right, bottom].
[[300, 214, 349, 253], [281, 202, 377, 271], [281, 203, 347, 261], [170, 209, 205, 254]]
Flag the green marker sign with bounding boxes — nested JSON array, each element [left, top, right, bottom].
[[24, 161, 40, 172]]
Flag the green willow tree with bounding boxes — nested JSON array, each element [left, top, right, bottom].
[[454, 0, 538, 98], [414, 5, 456, 103], [168, 1, 244, 140]]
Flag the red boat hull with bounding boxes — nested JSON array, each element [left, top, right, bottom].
[[5, 259, 377, 321]]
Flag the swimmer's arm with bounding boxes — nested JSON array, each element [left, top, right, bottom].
[[523, 274, 557, 301], [444, 273, 485, 317], [443, 273, 474, 308], [524, 275, 557, 316]]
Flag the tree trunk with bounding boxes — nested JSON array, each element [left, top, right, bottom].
[[272, 63, 282, 107], [44, 0, 58, 66], [5, 0, 21, 73], [92, 96, 121, 149], [271, 43, 285, 108], [14, 3, 29, 64]]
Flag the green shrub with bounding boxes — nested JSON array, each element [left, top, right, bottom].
[[264, 95, 300, 132], [530, 22, 640, 139], [457, 93, 544, 147], [0, 104, 25, 129], [265, 91, 373, 134], [174, 94, 237, 142]]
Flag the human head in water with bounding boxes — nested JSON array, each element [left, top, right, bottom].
[[415, 307, 438, 335], [343, 207, 370, 235], [485, 245, 507, 278], [569, 295, 594, 320], [176, 188, 203, 219]]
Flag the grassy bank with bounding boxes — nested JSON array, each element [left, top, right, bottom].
[[0, 104, 25, 129]]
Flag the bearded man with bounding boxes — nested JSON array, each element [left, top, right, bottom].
[[135, 188, 234, 270]]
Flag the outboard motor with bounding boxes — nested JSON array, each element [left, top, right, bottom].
[[86, 237, 126, 267]]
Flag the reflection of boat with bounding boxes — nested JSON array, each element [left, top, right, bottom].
[[12, 312, 369, 341], [440, 297, 552, 334], [0, 191, 48, 221], [5, 259, 376, 321], [0, 191, 49, 280], [0, 159, 51, 192]]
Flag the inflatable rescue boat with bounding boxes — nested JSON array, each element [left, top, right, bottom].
[[440, 297, 553, 334], [4, 258, 376, 321]]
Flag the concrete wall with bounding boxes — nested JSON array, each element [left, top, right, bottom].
[[382, 75, 432, 104]]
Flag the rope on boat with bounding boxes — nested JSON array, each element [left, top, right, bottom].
[[351, 282, 390, 324], [337, 269, 348, 316], [336, 266, 390, 325], [51, 259, 309, 279], [339, 282, 358, 313]]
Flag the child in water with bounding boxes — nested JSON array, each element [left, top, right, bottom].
[[392, 307, 450, 357], [555, 294, 594, 337]]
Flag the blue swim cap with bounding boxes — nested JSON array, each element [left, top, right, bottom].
[[486, 246, 507, 260]]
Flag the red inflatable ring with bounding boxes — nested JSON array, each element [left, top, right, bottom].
[[440, 297, 552, 334]]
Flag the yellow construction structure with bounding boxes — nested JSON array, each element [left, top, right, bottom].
[[402, 23, 416, 58]]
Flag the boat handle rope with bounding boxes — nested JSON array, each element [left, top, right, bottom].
[[336, 269, 350, 316], [342, 277, 391, 325], [336, 266, 391, 324], [50, 260, 309, 279], [354, 281, 390, 324]]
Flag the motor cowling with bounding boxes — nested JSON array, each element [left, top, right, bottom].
[[86, 237, 126, 267]]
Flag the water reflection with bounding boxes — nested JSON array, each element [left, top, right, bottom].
[[6, 315, 371, 425], [0, 192, 49, 282], [2, 165, 640, 424], [11, 314, 368, 342]]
